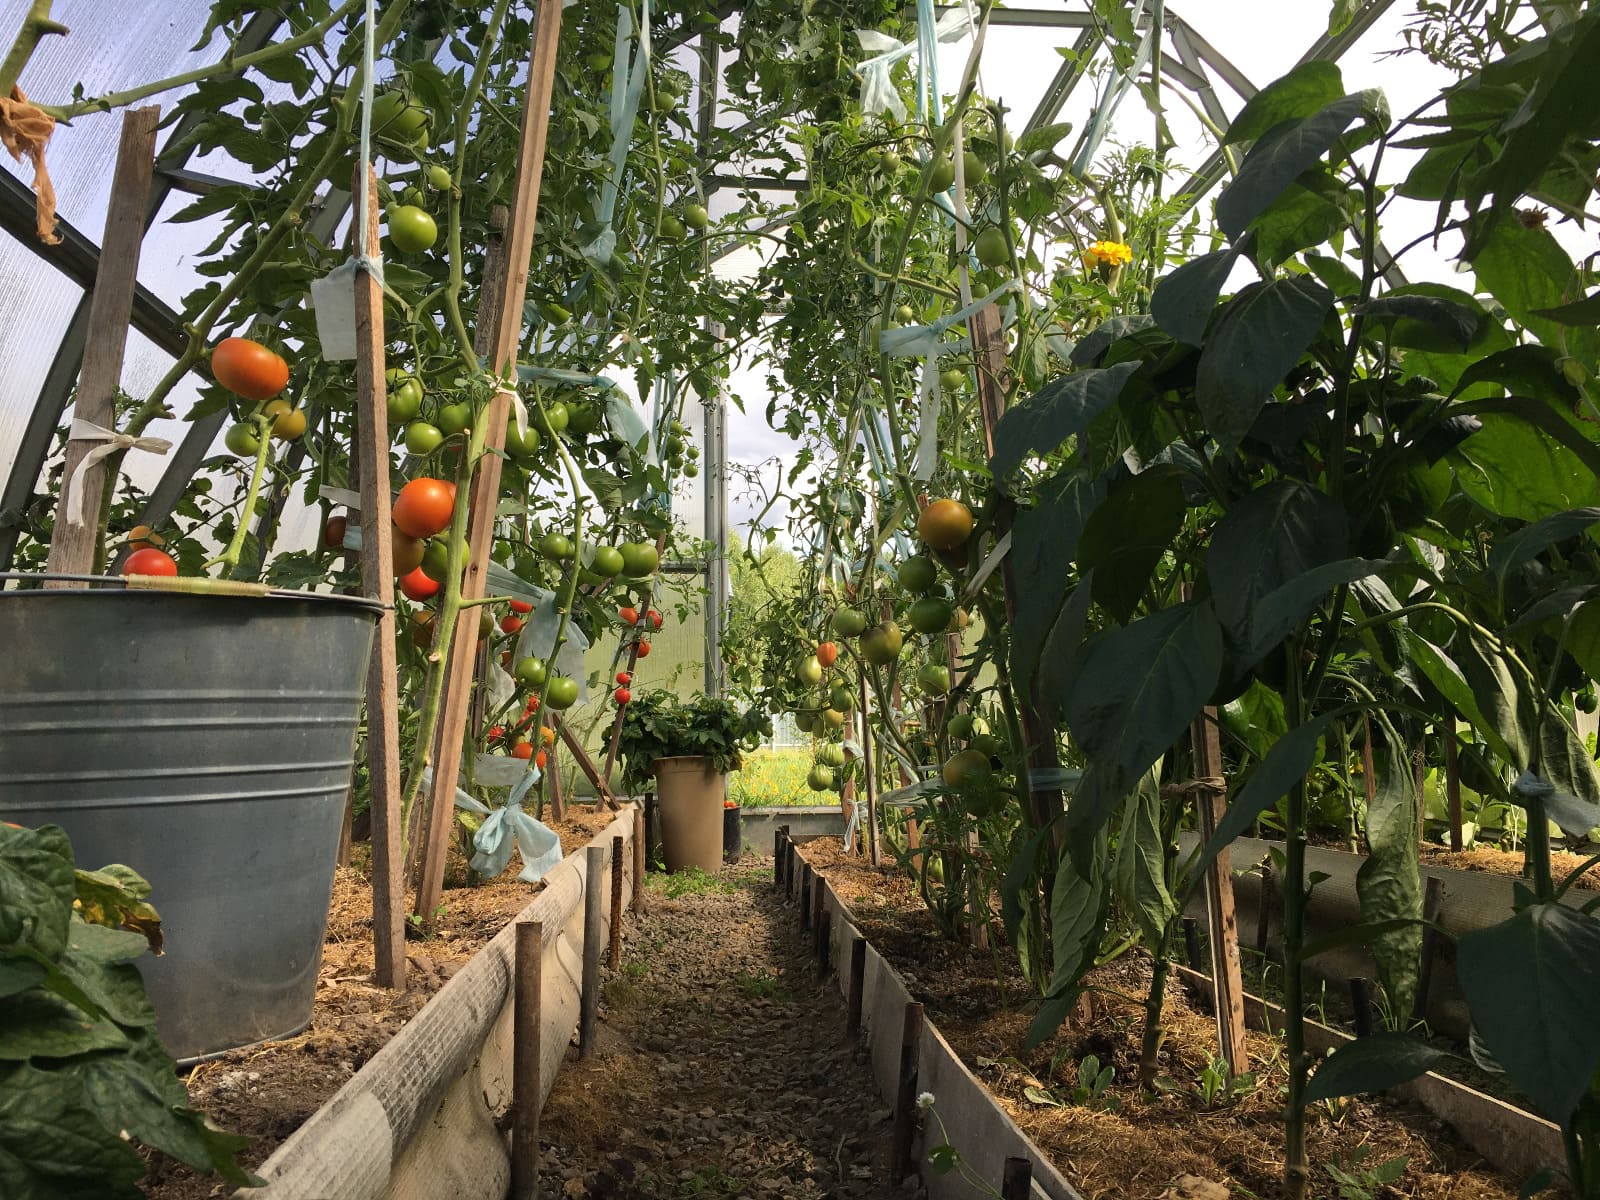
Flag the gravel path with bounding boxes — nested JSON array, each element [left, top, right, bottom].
[[537, 857, 919, 1198]]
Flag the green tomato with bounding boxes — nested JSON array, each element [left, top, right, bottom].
[[566, 400, 603, 436], [536, 401, 570, 436], [973, 227, 1008, 269], [224, 423, 260, 457], [538, 531, 574, 561], [898, 555, 938, 594], [426, 164, 452, 190], [829, 684, 855, 712], [387, 204, 438, 253], [683, 462, 699, 478], [513, 656, 548, 687], [591, 546, 625, 577], [437, 401, 473, 436], [546, 676, 580, 710], [658, 213, 687, 242], [404, 421, 444, 454], [388, 378, 423, 423], [908, 597, 955, 635], [940, 367, 966, 392], [927, 155, 955, 193], [372, 90, 429, 140], [895, 304, 915, 324], [504, 420, 542, 460], [684, 203, 709, 231], [918, 663, 951, 696], [832, 607, 868, 637], [797, 655, 824, 687], [419, 538, 452, 583], [619, 542, 659, 578], [962, 149, 989, 186]]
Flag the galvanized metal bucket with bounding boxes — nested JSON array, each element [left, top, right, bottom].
[[0, 578, 382, 1061]]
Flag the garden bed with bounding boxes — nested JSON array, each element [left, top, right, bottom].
[[141, 806, 618, 1199], [800, 837, 1531, 1200]]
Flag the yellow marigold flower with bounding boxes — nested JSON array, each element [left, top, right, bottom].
[[1082, 239, 1133, 267]]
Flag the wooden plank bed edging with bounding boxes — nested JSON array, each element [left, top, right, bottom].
[[235, 806, 638, 1199]]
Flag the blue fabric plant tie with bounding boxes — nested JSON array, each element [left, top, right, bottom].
[[582, 0, 651, 265]]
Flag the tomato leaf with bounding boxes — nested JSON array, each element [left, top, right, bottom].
[[0, 1062, 146, 1199], [1303, 1032, 1452, 1104], [0, 825, 74, 959]]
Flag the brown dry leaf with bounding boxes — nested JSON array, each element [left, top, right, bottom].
[[1161, 1175, 1230, 1200], [0, 87, 58, 244]]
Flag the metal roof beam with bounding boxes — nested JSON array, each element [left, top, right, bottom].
[[1023, 26, 1102, 134]]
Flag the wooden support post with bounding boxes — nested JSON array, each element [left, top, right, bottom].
[[1413, 875, 1445, 1023], [46, 106, 161, 580], [965, 303, 1066, 841], [337, 790, 354, 868], [415, 0, 564, 929], [555, 716, 617, 808], [1256, 861, 1273, 955], [800, 862, 813, 930], [847, 935, 866, 1034], [1001, 1158, 1033, 1200], [813, 874, 829, 975], [352, 164, 405, 991], [773, 829, 784, 885], [1445, 725, 1464, 853], [579, 844, 603, 1058], [511, 920, 543, 1200], [859, 674, 880, 864], [545, 717, 564, 822], [632, 805, 646, 914], [892, 1001, 925, 1183], [1190, 705, 1247, 1076], [1349, 977, 1375, 1038], [609, 834, 624, 972], [644, 792, 660, 867]]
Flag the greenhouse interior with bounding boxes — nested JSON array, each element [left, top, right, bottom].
[[2, 0, 1599, 1197]]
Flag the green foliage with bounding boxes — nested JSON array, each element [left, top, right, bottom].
[[0, 825, 256, 1199], [1325, 1145, 1409, 1200], [617, 691, 770, 789]]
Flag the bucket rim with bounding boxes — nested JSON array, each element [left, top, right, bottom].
[[0, 573, 386, 616]]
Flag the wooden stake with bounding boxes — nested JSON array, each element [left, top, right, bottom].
[[555, 716, 618, 808], [1190, 705, 1247, 1076], [579, 844, 603, 1058], [511, 920, 543, 1200], [546, 717, 564, 822], [1349, 976, 1375, 1038], [800, 862, 813, 930], [1445, 724, 1464, 853], [813, 874, 829, 975], [773, 828, 784, 885], [847, 935, 866, 1034], [1000, 1158, 1033, 1200], [609, 834, 624, 971], [965, 302, 1066, 841], [352, 164, 405, 991], [416, 0, 564, 929], [45, 106, 160, 581], [892, 1001, 925, 1182], [860, 673, 881, 865], [632, 805, 646, 914], [1413, 875, 1445, 1023]]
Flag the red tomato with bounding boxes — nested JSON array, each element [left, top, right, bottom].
[[501, 614, 524, 635], [488, 725, 505, 740], [616, 670, 632, 685], [509, 599, 533, 614], [816, 641, 838, 669], [122, 547, 177, 577], [635, 640, 651, 658], [399, 566, 440, 601], [648, 608, 662, 630], [392, 478, 455, 539], [324, 515, 348, 548], [511, 742, 533, 760], [535, 749, 547, 769], [618, 605, 639, 625], [614, 686, 631, 705], [212, 337, 289, 401]]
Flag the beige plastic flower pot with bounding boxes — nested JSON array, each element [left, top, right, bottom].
[[653, 755, 726, 873]]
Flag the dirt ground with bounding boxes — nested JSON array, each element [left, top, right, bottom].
[[802, 838, 1530, 1200], [141, 806, 618, 1200], [1419, 842, 1600, 891], [537, 862, 911, 1199]]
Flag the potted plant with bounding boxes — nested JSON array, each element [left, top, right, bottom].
[[617, 691, 768, 872]]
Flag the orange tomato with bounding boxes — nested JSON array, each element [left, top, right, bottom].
[[540, 726, 556, 746], [618, 605, 639, 625], [399, 566, 439, 601], [816, 641, 838, 669], [393, 478, 455, 539], [917, 498, 974, 551], [212, 337, 289, 401], [535, 749, 547, 769], [636, 639, 651, 658], [324, 515, 348, 548], [511, 742, 533, 760]]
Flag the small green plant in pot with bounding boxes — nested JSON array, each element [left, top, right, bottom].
[[617, 692, 771, 874]]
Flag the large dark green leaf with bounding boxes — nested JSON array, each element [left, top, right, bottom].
[[1356, 716, 1423, 1020], [1037, 578, 1096, 725], [1532, 291, 1600, 326], [0, 991, 129, 1061], [0, 957, 45, 1000], [1060, 599, 1224, 785], [989, 362, 1141, 483], [1207, 481, 1346, 656], [56, 1031, 258, 1184], [1462, 6, 1600, 258], [1070, 315, 1156, 366], [52, 927, 157, 1029], [1246, 560, 1385, 665], [1225, 60, 1345, 144], [1488, 508, 1600, 597], [1472, 222, 1596, 364], [1150, 245, 1242, 347], [1452, 412, 1600, 521], [1449, 345, 1581, 405], [1111, 762, 1174, 949], [1251, 182, 1351, 270], [1303, 1032, 1452, 1104], [1402, 630, 1525, 765], [1359, 293, 1483, 352], [1076, 465, 1187, 623], [0, 825, 75, 959], [1195, 277, 1334, 452], [1026, 826, 1110, 1048], [0, 1062, 146, 1199], [1458, 903, 1600, 1122], [1216, 93, 1368, 239], [1533, 716, 1600, 831], [1010, 471, 1107, 687]]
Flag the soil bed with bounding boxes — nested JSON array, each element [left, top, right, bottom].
[[802, 837, 1529, 1200], [537, 861, 910, 1198], [142, 806, 618, 1200]]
